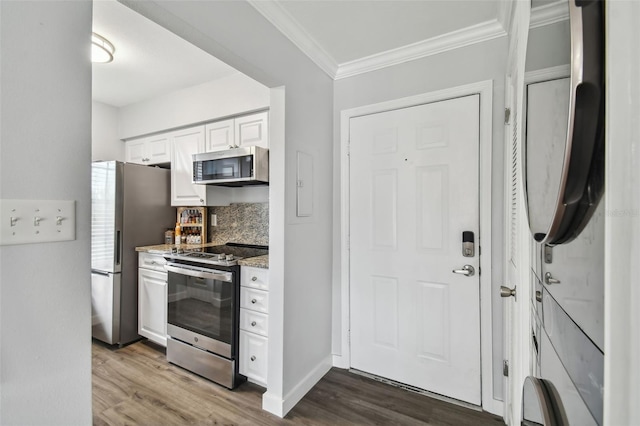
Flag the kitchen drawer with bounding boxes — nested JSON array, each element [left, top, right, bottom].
[[239, 331, 268, 386], [240, 309, 268, 337], [138, 252, 167, 272], [240, 287, 268, 314], [241, 266, 269, 291]]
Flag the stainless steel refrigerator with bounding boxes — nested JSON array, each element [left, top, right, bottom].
[[91, 161, 175, 346]]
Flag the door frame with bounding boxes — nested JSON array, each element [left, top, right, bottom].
[[336, 80, 501, 415]]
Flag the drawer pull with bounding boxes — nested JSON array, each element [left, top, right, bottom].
[[251, 356, 256, 362], [251, 299, 257, 304], [251, 321, 257, 327], [252, 276, 258, 281]]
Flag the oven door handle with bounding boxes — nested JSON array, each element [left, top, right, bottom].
[[165, 263, 233, 282]]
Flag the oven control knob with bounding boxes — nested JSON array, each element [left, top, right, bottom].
[[251, 299, 257, 304], [194, 337, 199, 343], [251, 356, 256, 362], [251, 321, 257, 327], [252, 276, 258, 281]]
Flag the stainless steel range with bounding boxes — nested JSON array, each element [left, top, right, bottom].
[[163, 243, 268, 389]]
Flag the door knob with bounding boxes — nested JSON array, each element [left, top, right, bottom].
[[500, 285, 516, 298], [544, 272, 561, 285], [452, 265, 475, 277]]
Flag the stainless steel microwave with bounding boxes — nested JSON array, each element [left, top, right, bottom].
[[192, 146, 269, 187]]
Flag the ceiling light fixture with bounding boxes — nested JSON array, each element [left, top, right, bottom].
[[91, 32, 115, 63]]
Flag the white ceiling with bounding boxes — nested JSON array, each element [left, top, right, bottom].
[[92, 0, 567, 108], [92, 0, 238, 108], [277, 1, 499, 65]]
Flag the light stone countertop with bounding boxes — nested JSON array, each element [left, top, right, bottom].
[[237, 255, 269, 269]]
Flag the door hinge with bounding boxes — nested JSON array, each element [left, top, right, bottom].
[[504, 108, 511, 125], [503, 360, 509, 377]]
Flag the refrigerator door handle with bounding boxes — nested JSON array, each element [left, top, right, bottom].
[[115, 230, 121, 266]]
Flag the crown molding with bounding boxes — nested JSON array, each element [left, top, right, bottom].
[[530, 1, 569, 29], [335, 20, 507, 80], [247, 0, 338, 78], [497, 0, 514, 33], [250, 0, 568, 81]]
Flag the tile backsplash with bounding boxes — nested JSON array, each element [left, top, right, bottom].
[[208, 202, 268, 246]]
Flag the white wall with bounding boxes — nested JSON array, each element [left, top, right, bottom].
[[332, 36, 508, 402], [604, 2, 640, 424], [525, 21, 570, 72], [92, 100, 124, 161], [118, 72, 270, 139], [0, 1, 93, 424], [120, 0, 334, 417]]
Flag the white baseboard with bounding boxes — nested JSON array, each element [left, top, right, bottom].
[[483, 397, 504, 417], [262, 355, 333, 418], [262, 392, 284, 418], [332, 353, 349, 369]]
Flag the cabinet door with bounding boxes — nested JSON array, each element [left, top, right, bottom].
[[204, 119, 235, 152], [239, 331, 268, 386], [125, 139, 147, 164], [235, 111, 269, 149], [146, 134, 171, 164], [170, 126, 207, 206], [138, 268, 168, 346]]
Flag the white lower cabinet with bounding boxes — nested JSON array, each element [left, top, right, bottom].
[[239, 331, 268, 385], [239, 266, 269, 387], [138, 253, 168, 346]]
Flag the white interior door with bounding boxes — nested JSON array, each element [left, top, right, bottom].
[[349, 94, 481, 405]]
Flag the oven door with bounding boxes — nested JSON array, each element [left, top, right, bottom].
[[165, 262, 235, 358]]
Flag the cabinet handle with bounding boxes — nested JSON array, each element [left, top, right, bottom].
[[251, 356, 256, 362], [251, 299, 257, 304], [251, 321, 257, 327], [251, 276, 258, 281]]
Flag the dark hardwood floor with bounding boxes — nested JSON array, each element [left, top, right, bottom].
[[92, 340, 504, 425]]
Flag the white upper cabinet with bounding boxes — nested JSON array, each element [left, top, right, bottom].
[[170, 126, 207, 206], [204, 119, 235, 152], [235, 111, 269, 149], [125, 139, 146, 164], [203, 111, 269, 152], [125, 134, 171, 165]]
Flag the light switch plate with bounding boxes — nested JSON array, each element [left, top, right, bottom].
[[0, 199, 76, 246]]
